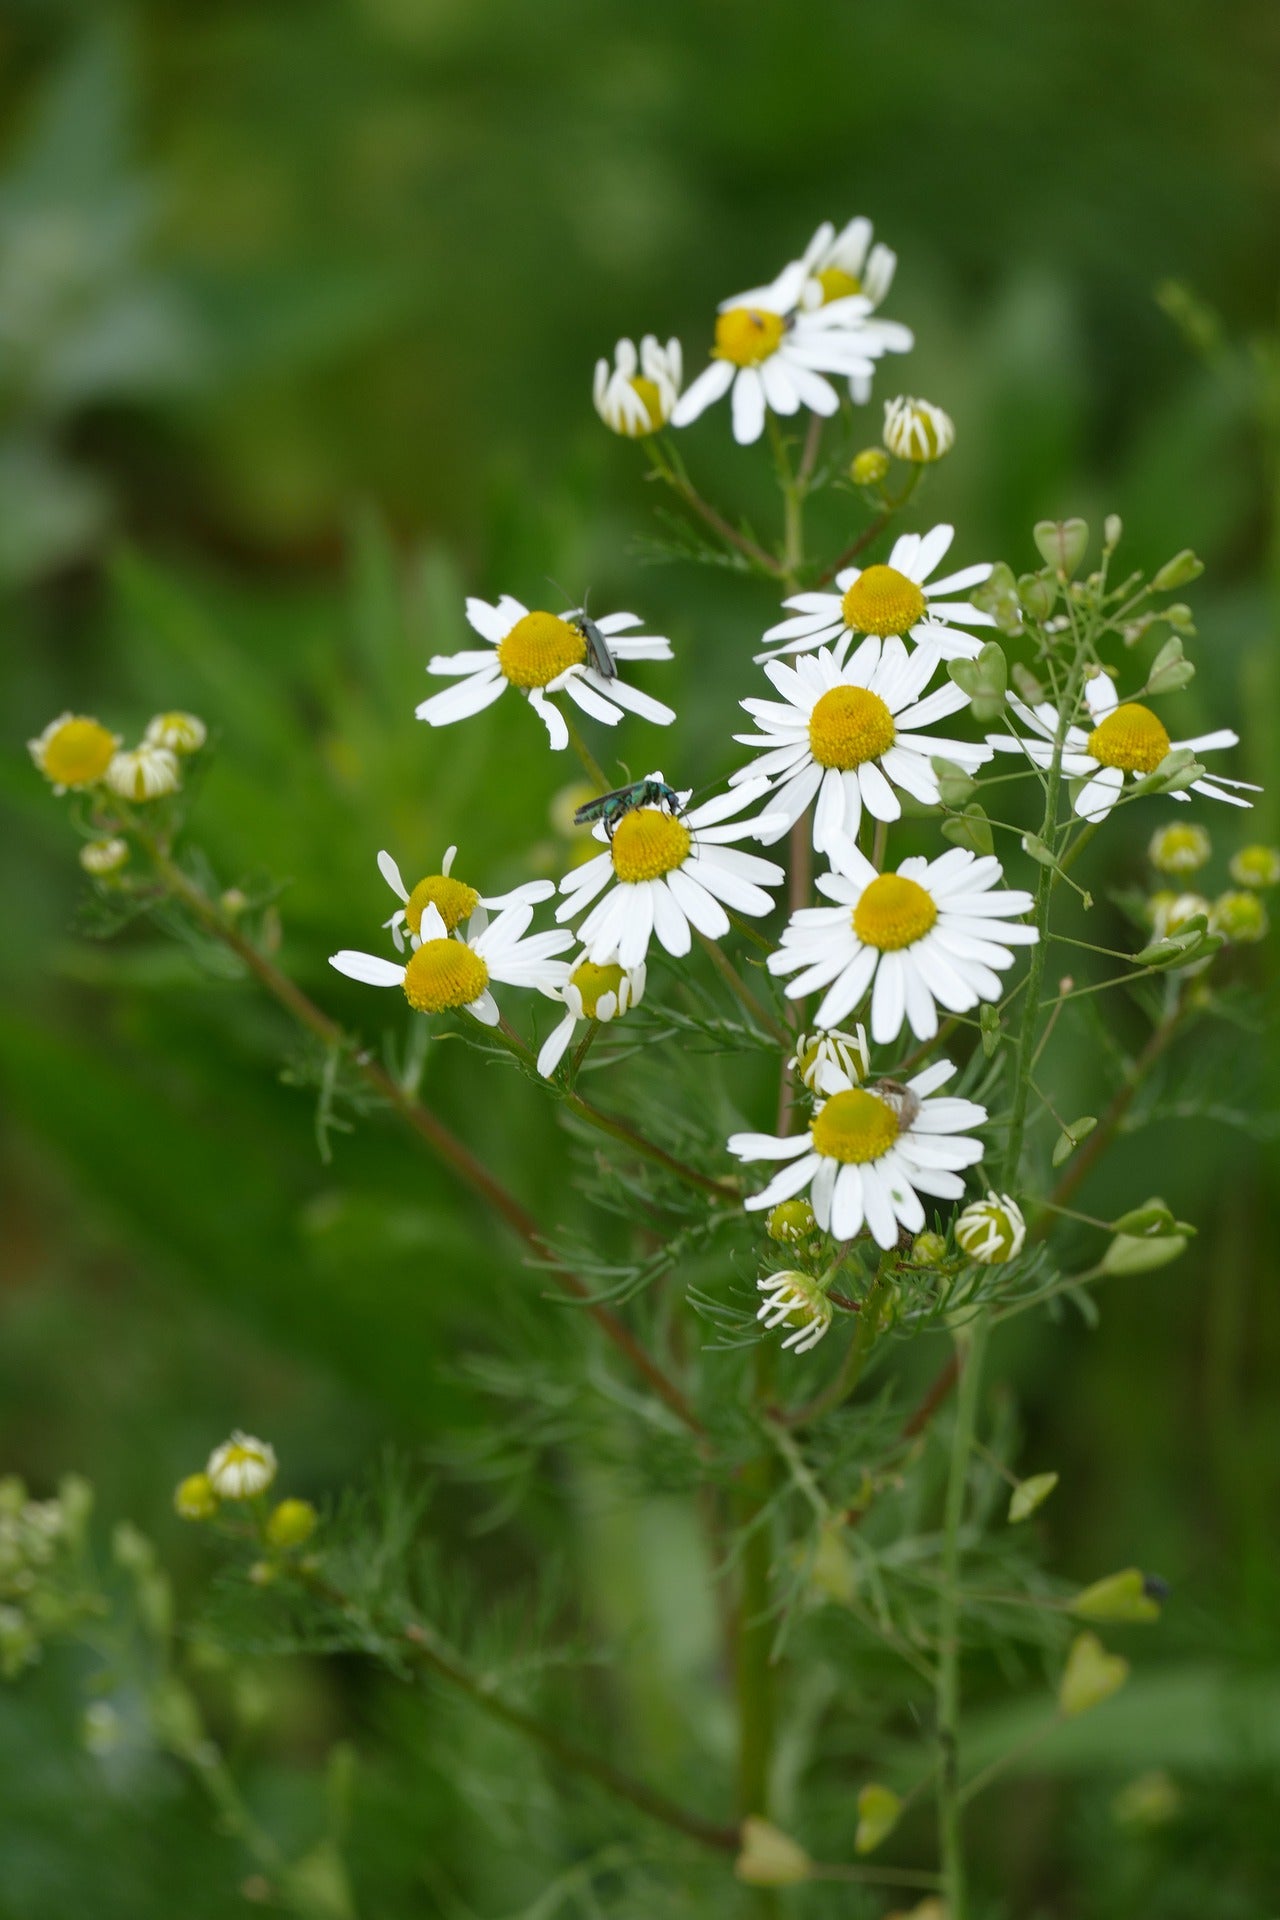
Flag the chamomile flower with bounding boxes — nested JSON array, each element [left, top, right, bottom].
[[730, 637, 994, 854], [594, 335, 682, 436], [670, 255, 890, 447], [28, 713, 121, 792], [105, 743, 181, 801], [767, 846, 1037, 1045], [987, 673, 1259, 821], [798, 217, 913, 401], [206, 1433, 277, 1500], [757, 525, 995, 664], [756, 1270, 834, 1355], [144, 711, 206, 754], [955, 1192, 1027, 1263], [536, 956, 646, 1078], [789, 1025, 869, 1096], [883, 395, 955, 464], [417, 597, 675, 750], [79, 836, 129, 876], [330, 900, 572, 1027], [729, 1061, 987, 1249], [556, 775, 786, 967], [375, 846, 554, 953]]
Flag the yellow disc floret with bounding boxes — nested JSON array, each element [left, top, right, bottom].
[[405, 873, 480, 935], [402, 939, 490, 1013], [497, 611, 588, 689], [30, 715, 118, 789], [853, 873, 938, 950], [610, 808, 692, 883], [714, 307, 787, 367], [815, 266, 862, 303], [841, 565, 927, 638], [808, 686, 896, 769], [811, 1088, 901, 1164], [1086, 702, 1171, 775], [569, 959, 625, 1017]]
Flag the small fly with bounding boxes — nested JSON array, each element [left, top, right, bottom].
[[872, 1080, 922, 1131], [573, 777, 685, 839]]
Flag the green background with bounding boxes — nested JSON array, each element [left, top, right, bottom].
[[1, 2, 1278, 1913]]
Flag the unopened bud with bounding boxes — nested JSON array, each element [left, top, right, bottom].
[[79, 836, 129, 877], [882, 396, 955, 463], [850, 447, 891, 487], [767, 1199, 817, 1245], [1148, 823, 1210, 876], [909, 1230, 948, 1268], [955, 1192, 1026, 1264], [1228, 844, 1280, 890], [265, 1499, 318, 1549], [1210, 890, 1268, 944], [174, 1473, 219, 1522]]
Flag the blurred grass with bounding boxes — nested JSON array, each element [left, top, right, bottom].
[[1, 2, 1279, 1914]]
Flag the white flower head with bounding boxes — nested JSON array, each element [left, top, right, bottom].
[[536, 955, 646, 1078], [105, 743, 181, 802], [730, 1061, 987, 1250], [883, 395, 955, 464], [1148, 821, 1211, 876], [28, 712, 121, 793], [756, 1269, 834, 1355], [987, 673, 1259, 821], [417, 596, 675, 750], [758, 525, 995, 665], [79, 836, 129, 876], [375, 845, 554, 953], [955, 1191, 1027, 1264], [797, 217, 913, 402], [768, 845, 1037, 1046], [144, 711, 207, 754], [731, 637, 994, 855], [206, 1432, 277, 1500], [594, 335, 682, 436], [556, 774, 786, 968], [670, 248, 902, 447], [330, 899, 573, 1027], [789, 1025, 869, 1096]]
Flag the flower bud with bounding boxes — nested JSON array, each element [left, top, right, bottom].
[[1070, 1567, 1163, 1623], [1210, 890, 1268, 944], [756, 1270, 833, 1355], [882, 396, 955, 463], [174, 1473, 219, 1522], [767, 1198, 817, 1245], [855, 1783, 902, 1854], [1059, 1631, 1128, 1718], [145, 711, 207, 755], [789, 1026, 868, 1095], [1147, 822, 1210, 876], [850, 447, 891, 486], [1228, 844, 1280, 890], [735, 1817, 811, 1887], [206, 1433, 278, 1500], [105, 744, 181, 803], [265, 1498, 318, 1549], [955, 1192, 1026, 1264], [1033, 518, 1089, 577], [79, 837, 129, 877], [1103, 514, 1123, 551], [909, 1230, 948, 1268]]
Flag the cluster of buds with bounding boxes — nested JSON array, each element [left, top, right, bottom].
[[27, 708, 208, 875], [174, 1432, 318, 1575], [1145, 827, 1277, 957]]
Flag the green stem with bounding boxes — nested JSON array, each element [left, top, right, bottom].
[[737, 1342, 778, 1826], [563, 710, 611, 794], [934, 1320, 985, 1920]]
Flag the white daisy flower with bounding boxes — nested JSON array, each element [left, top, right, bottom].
[[758, 525, 995, 664], [767, 846, 1037, 1046], [536, 956, 646, 1078], [375, 846, 554, 953], [28, 712, 121, 792], [756, 1269, 834, 1355], [416, 596, 676, 751], [955, 1191, 1027, 1264], [557, 774, 786, 967], [669, 254, 891, 447], [330, 900, 572, 1027], [730, 636, 994, 855], [206, 1432, 277, 1500], [986, 673, 1259, 821], [789, 1024, 869, 1096], [594, 335, 682, 436], [883, 395, 955, 464], [730, 1061, 986, 1249], [798, 217, 913, 401], [105, 743, 181, 801]]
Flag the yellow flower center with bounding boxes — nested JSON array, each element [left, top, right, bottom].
[[570, 959, 625, 1017], [405, 873, 480, 935], [810, 1088, 901, 1163], [808, 685, 896, 769], [841, 565, 927, 638], [610, 807, 692, 882], [816, 265, 861, 302], [38, 717, 117, 787], [402, 939, 490, 1013], [624, 375, 665, 435], [714, 306, 787, 367], [497, 611, 587, 689], [853, 873, 938, 950], [1086, 702, 1172, 775]]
